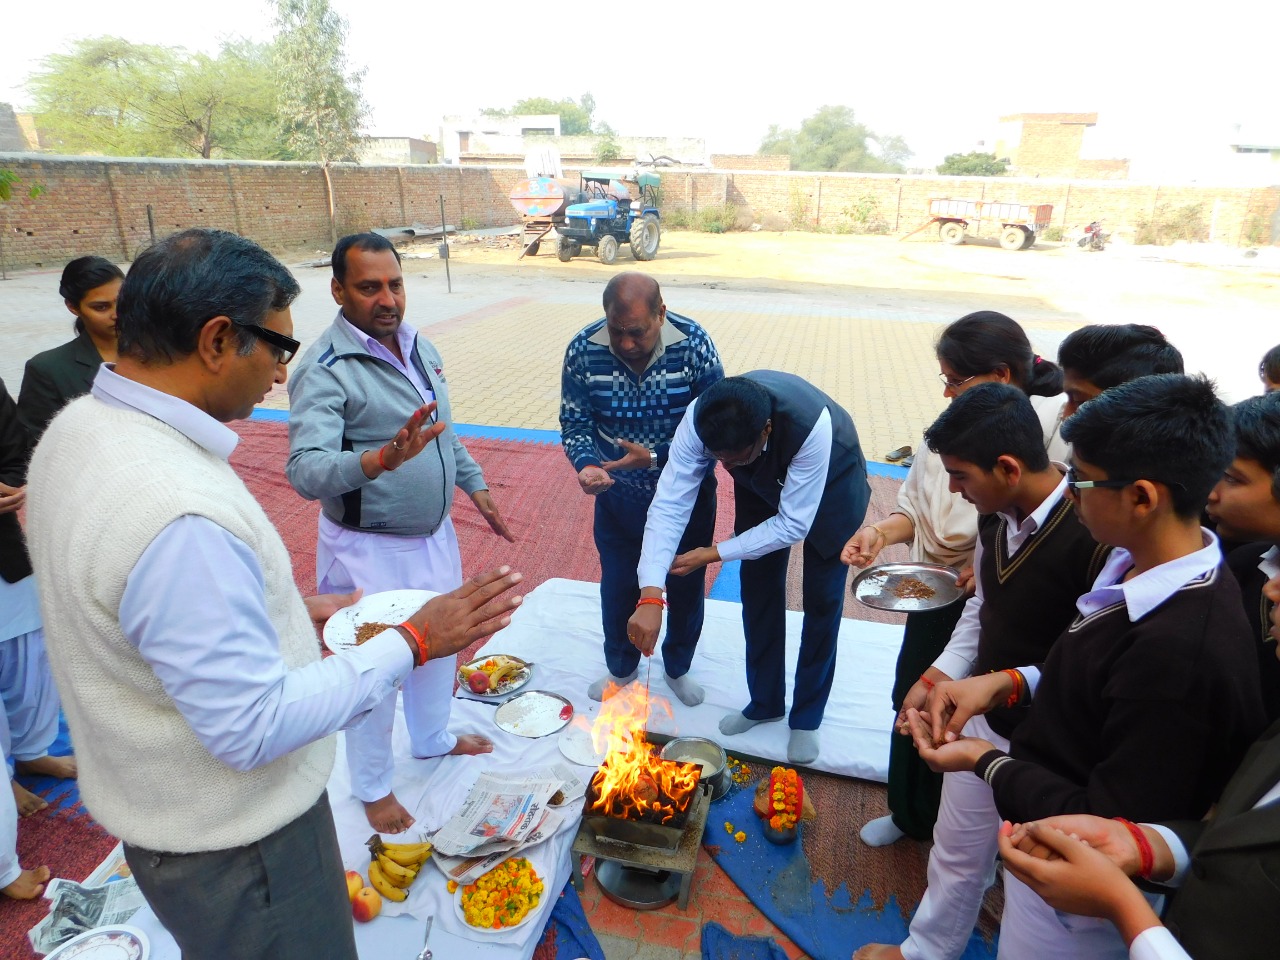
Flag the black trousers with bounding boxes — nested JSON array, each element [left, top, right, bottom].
[[886, 603, 966, 839], [124, 791, 357, 960]]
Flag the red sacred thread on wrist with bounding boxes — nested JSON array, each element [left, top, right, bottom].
[[1001, 669, 1023, 708], [377, 446, 394, 472], [636, 597, 668, 609], [919, 674, 935, 691], [1114, 818, 1155, 879], [399, 621, 430, 667]]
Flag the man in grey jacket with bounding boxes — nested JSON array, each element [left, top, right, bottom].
[[287, 233, 514, 833]]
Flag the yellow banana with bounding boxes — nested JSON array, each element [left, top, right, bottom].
[[376, 853, 418, 887], [488, 661, 524, 688], [368, 860, 408, 902], [380, 841, 433, 867]]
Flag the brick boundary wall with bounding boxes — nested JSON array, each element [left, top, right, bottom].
[[0, 153, 1275, 270]]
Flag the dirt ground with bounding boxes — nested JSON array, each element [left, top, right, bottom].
[[445, 227, 1279, 404]]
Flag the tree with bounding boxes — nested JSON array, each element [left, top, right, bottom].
[[937, 151, 1008, 176], [270, 0, 368, 163], [759, 106, 910, 173], [26, 37, 283, 160], [594, 122, 621, 163], [0, 170, 43, 201], [484, 94, 596, 135]]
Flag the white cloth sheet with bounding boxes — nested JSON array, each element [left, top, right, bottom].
[[469, 577, 898, 782], [105, 576, 899, 959]]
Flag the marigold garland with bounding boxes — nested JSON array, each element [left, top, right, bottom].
[[460, 856, 544, 930], [766, 765, 803, 831]]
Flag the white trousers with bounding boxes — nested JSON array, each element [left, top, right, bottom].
[[902, 714, 1008, 960], [998, 870, 1143, 960], [318, 519, 464, 803], [0, 628, 61, 889]]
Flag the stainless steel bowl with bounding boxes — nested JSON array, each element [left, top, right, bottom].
[[660, 736, 730, 800]]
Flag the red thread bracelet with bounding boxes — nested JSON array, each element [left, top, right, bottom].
[[398, 620, 430, 667], [377, 446, 394, 472], [919, 674, 935, 690], [636, 597, 667, 609], [1114, 818, 1154, 879], [1001, 669, 1023, 708]]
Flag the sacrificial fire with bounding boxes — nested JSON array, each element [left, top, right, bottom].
[[587, 680, 700, 824]]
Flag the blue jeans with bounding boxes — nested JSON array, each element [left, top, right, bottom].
[[594, 480, 717, 678]]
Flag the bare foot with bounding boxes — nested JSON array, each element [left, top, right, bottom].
[[11, 780, 47, 817], [852, 946, 904, 960], [445, 734, 494, 757], [2, 865, 51, 900], [363, 793, 415, 834], [15, 755, 77, 780]]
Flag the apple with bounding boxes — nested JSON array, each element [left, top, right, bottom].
[[467, 671, 490, 694], [352, 886, 382, 922], [345, 870, 363, 902]]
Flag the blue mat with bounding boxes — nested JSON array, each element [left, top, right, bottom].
[[547, 882, 605, 960], [702, 921, 788, 960], [706, 784, 996, 960]]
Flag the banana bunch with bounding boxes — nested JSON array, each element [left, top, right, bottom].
[[487, 658, 524, 689], [365, 834, 433, 903]]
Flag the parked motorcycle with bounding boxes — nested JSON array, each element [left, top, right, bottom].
[[1078, 221, 1109, 251]]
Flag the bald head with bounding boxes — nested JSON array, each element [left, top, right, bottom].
[[603, 272, 662, 319]]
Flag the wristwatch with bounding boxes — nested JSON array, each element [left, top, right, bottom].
[[648, 448, 658, 469]]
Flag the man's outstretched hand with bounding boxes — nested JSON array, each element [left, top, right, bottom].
[[406, 566, 524, 659]]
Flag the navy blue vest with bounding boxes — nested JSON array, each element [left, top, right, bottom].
[[727, 370, 869, 559]]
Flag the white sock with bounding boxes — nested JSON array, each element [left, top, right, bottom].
[[588, 670, 638, 702], [859, 815, 906, 847], [718, 710, 783, 736], [665, 672, 704, 706], [787, 729, 820, 764]]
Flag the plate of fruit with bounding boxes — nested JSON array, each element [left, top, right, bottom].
[[457, 654, 532, 698], [455, 856, 545, 935]]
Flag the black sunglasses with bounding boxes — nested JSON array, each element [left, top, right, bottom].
[[232, 320, 300, 365]]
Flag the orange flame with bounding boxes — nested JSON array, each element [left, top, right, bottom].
[[587, 679, 699, 823]]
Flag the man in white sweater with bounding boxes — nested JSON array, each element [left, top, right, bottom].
[[25, 229, 524, 960]]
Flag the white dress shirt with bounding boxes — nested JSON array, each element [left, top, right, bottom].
[[637, 400, 832, 588], [933, 474, 1070, 682], [95, 366, 414, 773]]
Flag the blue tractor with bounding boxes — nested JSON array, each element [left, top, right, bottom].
[[555, 169, 661, 264]]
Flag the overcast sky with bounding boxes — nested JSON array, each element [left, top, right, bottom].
[[1, 1, 1274, 174]]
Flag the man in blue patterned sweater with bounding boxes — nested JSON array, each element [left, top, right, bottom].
[[560, 273, 724, 705]]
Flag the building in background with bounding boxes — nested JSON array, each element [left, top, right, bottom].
[[358, 137, 437, 165], [437, 114, 561, 163], [994, 113, 1130, 179]]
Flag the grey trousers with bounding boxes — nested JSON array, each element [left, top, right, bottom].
[[123, 792, 357, 960]]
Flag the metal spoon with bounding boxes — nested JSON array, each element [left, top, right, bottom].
[[415, 915, 433, 960]]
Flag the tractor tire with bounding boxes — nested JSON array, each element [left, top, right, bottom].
[[598, 234, 619, 265], [556, 237, 579, 262], [1000, 226, 1028, 250], [1020, 230, 1036, 250], [524, 239, 541, 257], [629, 215, 660, 261], [939, 221, 966, 245]]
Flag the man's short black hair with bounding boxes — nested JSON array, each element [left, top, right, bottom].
[[1058, 324, 1184, 389], [602, 272, 662, 317], [924, 382, 1050, 472], [694, 377, 771, 452], [1060, 374, 1232, 519], [1232, 392, 1280, 500], [332, 233, 401, 285], [117, 229, 300, 363], [1261, 344, 1280, 385]]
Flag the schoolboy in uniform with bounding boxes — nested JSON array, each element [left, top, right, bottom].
[[903, 374, 1267, 960], [1207, 391, 1280, 718], [854, 383, 1109, 960]]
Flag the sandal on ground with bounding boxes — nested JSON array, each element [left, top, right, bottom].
[[883, 445, 912, 462], [899, 454, 915, 468]]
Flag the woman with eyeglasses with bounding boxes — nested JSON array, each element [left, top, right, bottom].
[[17, 256, 125, 452], [843, 310, 1067, 848]]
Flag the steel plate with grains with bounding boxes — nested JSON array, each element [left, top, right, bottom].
[[851, 562, 965, 612]]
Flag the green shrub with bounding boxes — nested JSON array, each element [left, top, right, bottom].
[[459, 215, 481, 231], [663, 209, 691, 230], [1041, 225, 1064, 241], [694, 205, 738, 233], [1135, 203, 1208, 245]]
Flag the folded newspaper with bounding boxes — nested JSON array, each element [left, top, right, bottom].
[[29, 843, 147, 955], [430, 764, 585, 884]]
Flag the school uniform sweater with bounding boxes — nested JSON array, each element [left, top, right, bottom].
[[1226, 541, 1280, 721], [975, 563, 1267, 825], [974, 498, 1110, 739]]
